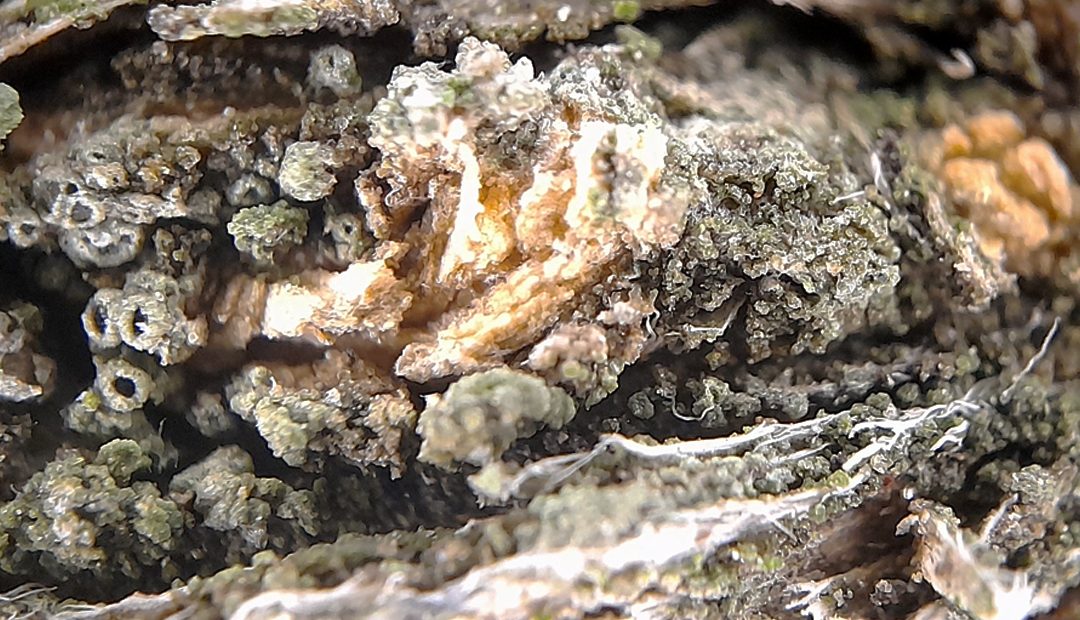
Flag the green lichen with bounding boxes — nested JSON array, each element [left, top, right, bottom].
[[226, 365, 339, 468], [179, 530, 438, 618], [63, 373, 175, 465], [213, 6, 319, 37], [227, 201, 309, 264], [612, 0, 641, 23], [25, 0, 143, 22], [169, 446, 319, 552], [308, 45, 363, 98], [147, 2, 321, 41], [417, 368, 576, 469], [0, 301, 55, 403], [614, 25, 662, 62], [321, 205, 372, 264], [83, 269, 209, 365], [655, 123, 901, 363], [278, 141, 337, 202], [226, 353, 417, 475], [6, 108, 300, 268], [0, 440, 184, 587], [0, 2, 1078, 617], [0, 84, 21, 150]]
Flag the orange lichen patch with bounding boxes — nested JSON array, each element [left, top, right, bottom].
[[1000, 140, 1073, 220], [963, 111, 1027, 158], [933, 110, 1079, 276], [940, 125, 973, 160], [940, 157, 1050, 262]]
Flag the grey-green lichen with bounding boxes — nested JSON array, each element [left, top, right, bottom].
[[62, 353, 175, 464], [83, 268, 209, 365], [10, 109, 299, 268], [0, 1, 147, 64], [147, 1, 320, 41], [654, 123, 902, 363], [277, 142, 337, 203], [23, 0, 144, 23], [307, 44, 363, 98], [417, 367, 576, 469], [226, 351, 417, 475], [169, 446, 319, 553], [0, 83, 20, 150], [140, 0, 710, 56], [0, 439, 184, 587], [0, 437, 374, 594], [227, 201, 309, 264]]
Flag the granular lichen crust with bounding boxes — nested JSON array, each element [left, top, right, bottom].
[[0, 82, 20, 149], [226, 349, 417, 476], [227, 200, 309, 264], [9, 109, 301, 268], [417, 367, 575, 469], [0, 440, 184, 589]]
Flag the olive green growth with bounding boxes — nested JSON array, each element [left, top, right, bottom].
[[278, 141, 338, 202], [147, 2, 322, 41], [0, 83, 22, 150], [28, 0, 98, 21], [417, 367, 577, 469], [612, 0, 641, 22], [614, 25, 663, 62], [215, 6, 319, 37], [227, 201, 309, 264], [0, 439, 183, 586]]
